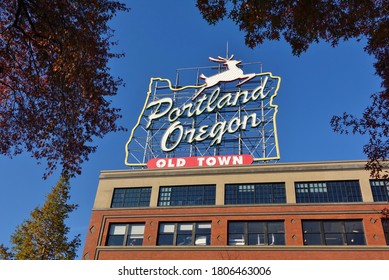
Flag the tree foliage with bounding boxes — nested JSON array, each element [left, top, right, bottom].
[[0, 176, 80, 260], [0, 0, 128, 178], [0, 244, 14, 260], [196, 0, 389, 177]]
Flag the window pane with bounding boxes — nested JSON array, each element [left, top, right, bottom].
[[129, 224, 145, 235], [345, 221, 364, 233], [324, 233, 344, 245], [296, 181, 362, 203], [269, 233, 285, 245], [110, 225, 126, 235], [248, 222, 265, 233], [248, 233, 265, 245], [323, 221, 343, 233], [107, 223, 146, 246], [178, 224, 193, 231], [383, 220, 389, 231], [157, 222, 211, 246], [197, 222, 211, 229], [229, 222, 245, 233], [304, 234, 322, 245], [160, 224, 175, 233], [303, 220, 366, 246], [157, 234, 174, 245], [111, 187, 151, 208], [126, 236, 143, 246], [106, 235, 124, 246], [196, 223, 211, 234], [268, 221, 284, 233], [383, 220, 389, 245], [228, 221, 285, 246], [346, 233, 366, 245], [195, 235, 210, 245], [229, 234, 245, 245], [225, 183, 286, 205], [176, 223, 193, 245], [370, 180, 389, 201], [303, 221, 321, 233], [158, 185, 216, 206], [176, 234, 192, 245]]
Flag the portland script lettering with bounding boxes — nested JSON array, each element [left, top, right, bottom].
[[145, 77, 270, 152]]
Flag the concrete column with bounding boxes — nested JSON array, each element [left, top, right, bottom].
[[285, 178, 296, 204], [149, 184, 160, 207], [359, 177, 374, 202], [215, 182, 225, 206]]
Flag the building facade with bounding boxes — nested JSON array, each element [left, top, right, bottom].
[[82, 160, 389, 260]]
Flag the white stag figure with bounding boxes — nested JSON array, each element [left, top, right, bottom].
[[192, 55, 256, 100]]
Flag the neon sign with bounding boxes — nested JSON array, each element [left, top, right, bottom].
[[125, 55, 281, 169]]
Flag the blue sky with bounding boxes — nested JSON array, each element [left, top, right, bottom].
[[0, 1, 382, 258]]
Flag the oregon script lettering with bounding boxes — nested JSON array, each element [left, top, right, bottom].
[[146, 77, 269, 151]]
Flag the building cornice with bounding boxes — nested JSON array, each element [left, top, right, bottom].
[[99, 160, 375, 180]]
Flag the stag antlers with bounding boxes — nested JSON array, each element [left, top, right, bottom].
[[193, 55, 256, 100]]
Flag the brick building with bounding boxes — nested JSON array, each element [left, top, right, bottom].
[[82, 160, 389, 260]]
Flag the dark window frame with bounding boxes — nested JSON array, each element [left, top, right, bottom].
[[106, 223, 145, 246], [228, 221, 285, 246], [302, 220, 366, 246], [382, 219, 389, 245], [111, 187, 152, 208], [225, 183, 286, 205], [295, 180, 362, 203], [370, 180, 389, 202], [158, 185, 216, 206], [157, 222, 212, 246]]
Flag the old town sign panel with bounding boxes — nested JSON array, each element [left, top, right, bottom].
[[125, 55, 281, 169]]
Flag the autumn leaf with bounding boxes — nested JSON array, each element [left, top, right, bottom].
[[0, 0, 129, 178], [197, 0, 389, 177]]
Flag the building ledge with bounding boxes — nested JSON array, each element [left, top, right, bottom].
[[96, 245, 389, 252], [99, 160, 374, 180]]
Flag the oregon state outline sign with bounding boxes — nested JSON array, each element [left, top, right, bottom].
[[125, 55, 281, 169]]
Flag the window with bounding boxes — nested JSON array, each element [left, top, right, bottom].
[[225, 183, 286, 204], [157, 222, 211, 246], [295, 181, 362, 203], [302, 220, 366, 245], [370, 180, 389, 202], [383, 220, 389, 245], [106, 223, 145, 246], [111, 187, 151, 208], [158, 185, 215, 206], [228, 221, 285, 246]]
